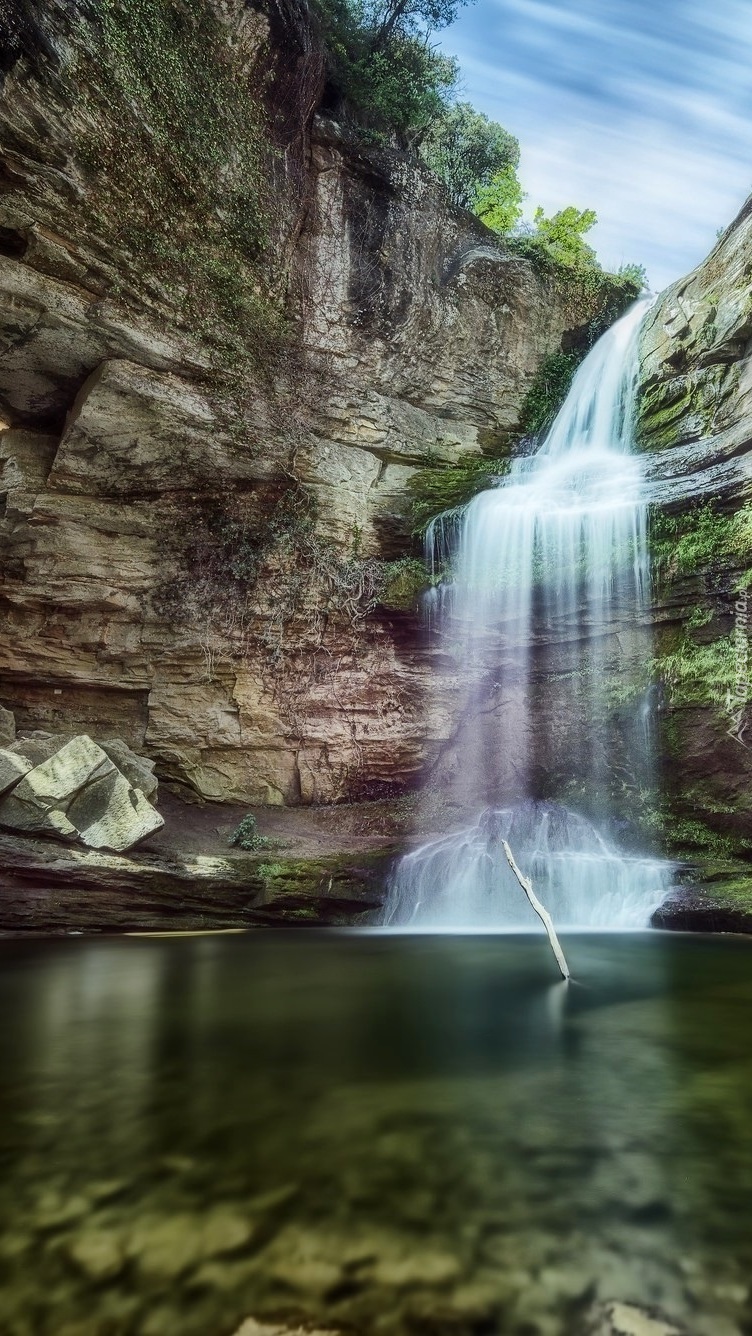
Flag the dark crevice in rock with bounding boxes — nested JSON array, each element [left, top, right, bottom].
[[0, 0, 59, 83], [0, 226, 27, 257]]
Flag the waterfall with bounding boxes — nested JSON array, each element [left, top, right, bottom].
[[385, 299, 673, 930]]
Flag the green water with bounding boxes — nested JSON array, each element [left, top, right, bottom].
[[1, 932, 751, 1336]]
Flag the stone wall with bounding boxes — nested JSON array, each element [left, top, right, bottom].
[[636, 197, 752, 850], [0, 0, 630, 806]]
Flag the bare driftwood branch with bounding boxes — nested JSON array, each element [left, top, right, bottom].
[[502, 840, 571, 981]]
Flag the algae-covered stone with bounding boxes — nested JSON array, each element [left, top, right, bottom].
[[232, 1323, 342, 1336], [33, 1190, 89, 1231], [64, 1228, 126, 1281], [200, 1205, 254, 1258], [256, 1224, 346, 1296], [371, 1248, 463, 1288], [126, 1213, 203, 1279], [585, 1300, 685, 1335]]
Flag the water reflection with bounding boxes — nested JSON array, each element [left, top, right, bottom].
[[0, 934, 750, 1335]]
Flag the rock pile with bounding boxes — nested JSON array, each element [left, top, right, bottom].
[[0, 731, 162, 853]]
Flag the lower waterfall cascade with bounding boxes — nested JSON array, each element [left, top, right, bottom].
[[386, 298, 674, 929]]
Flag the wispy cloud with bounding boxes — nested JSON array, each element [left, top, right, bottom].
[[440, 0, 751, 291]]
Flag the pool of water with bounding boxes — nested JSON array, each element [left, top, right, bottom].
[[1, 931, 751, 1336]]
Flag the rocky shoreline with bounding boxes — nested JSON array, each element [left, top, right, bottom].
[[2, 797, 752, 937]]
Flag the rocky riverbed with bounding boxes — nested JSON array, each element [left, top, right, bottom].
[[1, 933, 751, 1336]]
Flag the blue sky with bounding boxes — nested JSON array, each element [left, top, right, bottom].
[[438, 0, 751, 292]]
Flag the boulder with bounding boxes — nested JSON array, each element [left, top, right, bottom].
[[584, 1301, 686, 1336], [0, 734, 163, 852], [8, 733, 157, 799], [0, 706, 15, 745], [0, 748, 32, 797], [99, 737, 158, 801], [8, 733, 61, 768]]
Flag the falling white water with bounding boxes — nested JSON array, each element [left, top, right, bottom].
[[386, 299, 674, 930], [385, 803, 671, 930]]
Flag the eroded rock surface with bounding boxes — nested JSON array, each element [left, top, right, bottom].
[[0, 734, 163, 852], [636, 195, 752, 852], [0, 0, 633, 807]]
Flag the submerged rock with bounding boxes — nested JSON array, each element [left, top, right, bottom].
[[585, 1300, 686, 1336], [126, 1213, 204, 1280], [64, 1228, 126, 1281], [0, 734, 163, 852], [232, 1323, 341, 1336]]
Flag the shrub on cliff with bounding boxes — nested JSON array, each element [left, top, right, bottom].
[[73, 0, 283, 374], [228, 815, 269, 852], [315, 0, 473, 140], [420, 102, 519, 209], [472, 163, 525, 235]]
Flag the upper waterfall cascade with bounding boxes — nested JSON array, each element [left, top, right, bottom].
[[386, 299, 673, 930]]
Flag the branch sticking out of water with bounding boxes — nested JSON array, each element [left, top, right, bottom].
[[502, 840, 571, 981]]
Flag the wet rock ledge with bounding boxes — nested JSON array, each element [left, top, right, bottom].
[[0, 719, 393, 934], [0, 831, 392, 935], [2, 718, 752, 938]]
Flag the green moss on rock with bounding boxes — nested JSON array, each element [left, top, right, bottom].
[[407, 454, 510, 533], [75, 0, 284, 373], [377, 558, 428, 611], [251, 850, 392, 923], [654, 633, 735, 709], [650, 502, 752, 582], [637, 367, 730, 452], [518, 351, 580, 437]]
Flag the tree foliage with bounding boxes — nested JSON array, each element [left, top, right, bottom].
[[618, 261, 649, 291], [420, 102, 519, 208], [473, 164, 525, 235], [529, 205, 599, 269], [315, 0, 474, 139]]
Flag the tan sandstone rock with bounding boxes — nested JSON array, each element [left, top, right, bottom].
[[0, 734, 163, 851], [0, 748, 31, 796]]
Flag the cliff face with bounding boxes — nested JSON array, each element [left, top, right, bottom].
[[639, 198, 752, 497], [636, 199, 752, 852], [0, 0, 629, 807]]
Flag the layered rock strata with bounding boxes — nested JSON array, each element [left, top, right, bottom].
[[0, 0, 634, 808]]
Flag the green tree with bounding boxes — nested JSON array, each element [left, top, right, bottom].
[[315, 0, 473, 139], [531, 205, 599, 269], [473, 164, 525, 234], [360, 0, 472, 42], [420, 102, 519, 208], [349, 38, 459, 141], [618, 261, 648, 290]]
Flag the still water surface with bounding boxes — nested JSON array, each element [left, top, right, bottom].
[[1, 932, 751, 1335]]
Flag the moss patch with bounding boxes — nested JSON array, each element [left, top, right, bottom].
[[518, 351, 580, 437], [252, 850, 392, 923], [377, 558, 429, 611], [75, 0, 284, 375], [649, 502, 752, 582], [407, 454, 510, 534], [637, 366, 730, 452], [654, 633, 736, 709]]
